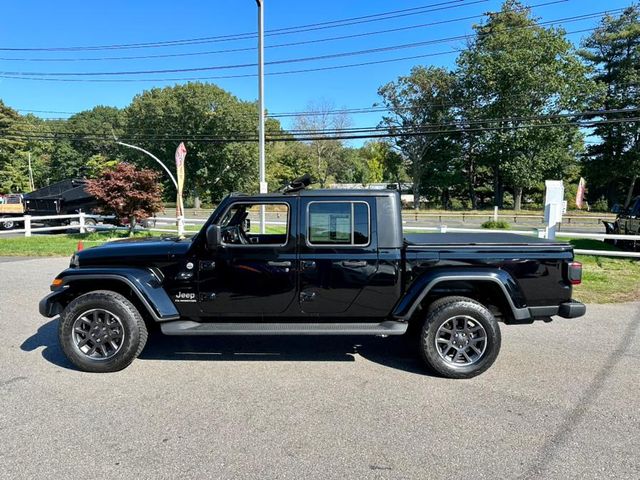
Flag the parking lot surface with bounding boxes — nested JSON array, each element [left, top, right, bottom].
[[1, 257, 639, 480]]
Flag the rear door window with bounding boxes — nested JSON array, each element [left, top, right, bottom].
[[307, 201, 370, 246]]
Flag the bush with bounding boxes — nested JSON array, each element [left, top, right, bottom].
[[591, 197, 609, 212], [481, 220, 511, 229]]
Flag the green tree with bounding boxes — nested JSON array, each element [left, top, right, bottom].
[[378, 66, 461, 208], [457, 0, 595, 209], [125, 82, 275, 203], [266, 139, 311, 189], [580, 5, 640, 207], [0, 102, 28, 192], [359, 141, 403, 185], [292, 99, 351, 188]]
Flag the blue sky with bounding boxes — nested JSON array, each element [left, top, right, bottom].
[[0, 0, 634, 134]]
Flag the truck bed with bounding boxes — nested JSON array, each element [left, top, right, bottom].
[[404, 232, 572, 249]]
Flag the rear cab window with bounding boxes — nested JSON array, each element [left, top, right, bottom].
[[307, 201, 370, 247]]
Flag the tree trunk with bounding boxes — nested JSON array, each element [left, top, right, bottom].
[[466, 137, 477, 209], [624, 176, 637, 209], [468, 159, 477, 209], [413, 177, 421, 210], [441, 189, 450, 210], [493, 169, 504, 208], [128, 215, 136, 237], [514, 187, 523, 211]]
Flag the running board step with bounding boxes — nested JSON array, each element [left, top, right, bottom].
[[160, 320, 408, 336]]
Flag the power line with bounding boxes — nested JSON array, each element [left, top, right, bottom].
[[12, 81, 634, 125], [5, 109, 639, 142], [0, 11, 611, 84], [4, 117, 640, 145], [0, 26, 594, 85], [0, 49, 461, 83], [0, 10, 610, 78], [0, 0, 570, 63], [0, 0, 476, 52]]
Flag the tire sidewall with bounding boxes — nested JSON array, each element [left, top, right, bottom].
[[84, 218, 97, 233], [59, 292, 145, 372], [1, 217, 14, 230], [421, 300, 501, 379]]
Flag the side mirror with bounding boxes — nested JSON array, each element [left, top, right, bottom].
[[244, 218, 251, 232], [206, 225, 222, 249], [611, 204, 622, 214]]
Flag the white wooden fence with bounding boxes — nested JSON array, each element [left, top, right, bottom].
[[1, 213, 639, 258]]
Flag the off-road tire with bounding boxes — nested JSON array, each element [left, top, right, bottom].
[[419, 296, 501, 379], [59, 290, 148, 373]]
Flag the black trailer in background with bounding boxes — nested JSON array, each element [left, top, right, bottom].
[[1, 179, 112, 231], [23, 179, 98, 216]]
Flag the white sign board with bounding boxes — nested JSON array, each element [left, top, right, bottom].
[[544, 180, 565, 239]]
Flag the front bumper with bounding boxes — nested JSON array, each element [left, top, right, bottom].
[[39, 290, 66, 317]]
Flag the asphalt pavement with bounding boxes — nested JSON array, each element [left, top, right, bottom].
[[1, 257, 639, 480]]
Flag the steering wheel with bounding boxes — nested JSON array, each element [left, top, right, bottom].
[[222, 225, 248, 245]]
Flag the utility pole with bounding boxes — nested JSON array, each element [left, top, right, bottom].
[[27, 152, 35, 191], [257, 0, 267, 233]]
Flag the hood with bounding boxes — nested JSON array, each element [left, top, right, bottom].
[[74, 236, 192, 267]]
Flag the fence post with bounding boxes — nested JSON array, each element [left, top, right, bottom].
[[493, 206, 498, 222], [177, 216, 185, 236], [79, 212, 85, 234], [24, 215, 31, 237]]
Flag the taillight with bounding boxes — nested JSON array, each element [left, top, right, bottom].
[[568, 261, 582, 285]]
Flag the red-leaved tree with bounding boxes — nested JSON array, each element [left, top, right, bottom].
[[86, 162, 163, 235]]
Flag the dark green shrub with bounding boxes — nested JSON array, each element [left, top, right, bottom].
[[481, 220, 511, 229]]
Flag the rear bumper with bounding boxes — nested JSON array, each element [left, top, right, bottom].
[[528, 300, 586, 320], [558, 300, 586, 318]]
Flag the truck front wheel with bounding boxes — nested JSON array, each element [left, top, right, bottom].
[[419, 296, 501, 379], [58, 290, 148, 373]]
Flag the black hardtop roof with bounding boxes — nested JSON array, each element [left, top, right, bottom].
[[229, 188, 398, 199]]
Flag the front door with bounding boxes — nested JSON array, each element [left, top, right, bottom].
[[198, 199, 297, 316], [298, 198, 379, 315]]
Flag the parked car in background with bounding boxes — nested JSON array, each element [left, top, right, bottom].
[[603, 196, 640, 250]]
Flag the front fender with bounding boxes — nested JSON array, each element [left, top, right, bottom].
[[392, 268, 529, 321], [40, 267, 180, 322]]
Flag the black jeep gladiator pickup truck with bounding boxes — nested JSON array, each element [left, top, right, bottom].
[[40, 182, 585, 378]]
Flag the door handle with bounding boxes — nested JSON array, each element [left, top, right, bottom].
[[301, 260, 316, 269], [341, 260, 367, 268], [267, 260, 291, 267]]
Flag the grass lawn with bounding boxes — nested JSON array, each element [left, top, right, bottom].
[[0, 231, 161, 257], [569, 239, 640, 304], [1, 231, 637, 304]]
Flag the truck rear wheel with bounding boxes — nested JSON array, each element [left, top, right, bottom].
[[419, 296, 501, 379], [58, 290, 148, 373]]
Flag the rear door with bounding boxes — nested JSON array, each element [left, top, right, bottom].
[[298, 197, 378, 315]]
